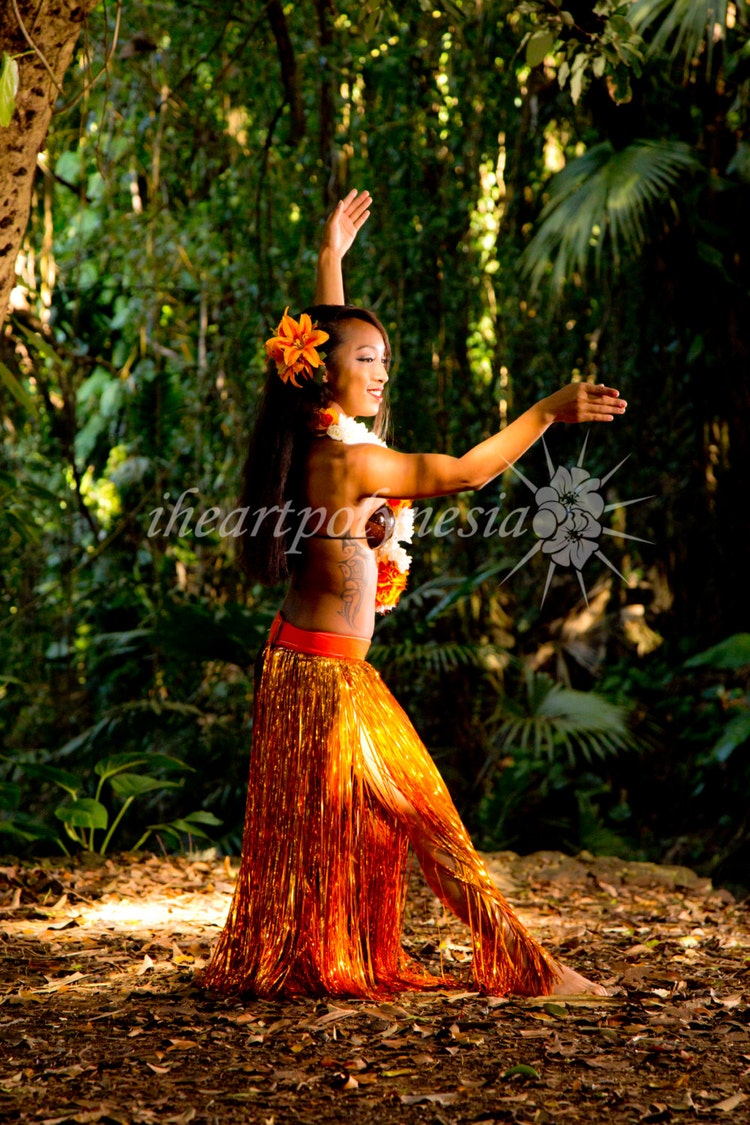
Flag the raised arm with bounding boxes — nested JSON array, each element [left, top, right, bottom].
[[348, 383, 627, 500], [315, 189, 372, 304]]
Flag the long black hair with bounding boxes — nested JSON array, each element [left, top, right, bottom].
[[239, 305, 391, 584]]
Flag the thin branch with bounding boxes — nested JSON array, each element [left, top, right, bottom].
[[36, 154, 93, 204], [10, 0, 63, 93], [54, 0, 124, 115]]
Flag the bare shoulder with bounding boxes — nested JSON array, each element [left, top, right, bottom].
[[345, 441, 412, 474]]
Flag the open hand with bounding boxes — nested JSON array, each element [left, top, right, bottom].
[[540, 382, 627, 425], [321, 189, 372, 259]]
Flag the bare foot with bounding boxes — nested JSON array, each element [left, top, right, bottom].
[[548, 962, 608, 997]]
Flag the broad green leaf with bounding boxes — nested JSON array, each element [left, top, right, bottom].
[[109, 773, 180, 797], [609, 14, 635, 38], [0, 53, 19, 129], [94, 753, 150, 780], [526, 31, 555, 69], [20, 763, 81, 797], [685, 633, 750, 670], [164, 817, 214, 837], [712, 712, 750, 763], [0, 809, 63, 845], [0, 820, 54, 844], [0, 362, 36, 414], [145, 753, 192, 773], [55, 798, 108, 830], [179, 810, 223, 826], [570, 65, 585, 104], [610, 65, 632, 104]]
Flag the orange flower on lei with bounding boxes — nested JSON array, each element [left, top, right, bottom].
[[309, 408, 337, 436], [386, 499, 412, 521], [265, 308, 329, 388], [375, 498, 413, 614], [375, 557, 409, 614]]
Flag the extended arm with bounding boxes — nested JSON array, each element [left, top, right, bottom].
[[349, 383, 627, 500], [315, 189, 371, 304]]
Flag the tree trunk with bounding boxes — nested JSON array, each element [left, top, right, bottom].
[[0, 0, 101, 326], [266, 0, 305, 146]]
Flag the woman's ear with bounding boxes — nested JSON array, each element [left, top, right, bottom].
[[322, 370, 328, 383]]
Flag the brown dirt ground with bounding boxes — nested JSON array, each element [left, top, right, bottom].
[[0, 851, 748, 1125]]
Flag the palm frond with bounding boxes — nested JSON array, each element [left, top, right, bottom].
[[490, 669, 637, 766], [368, 639, 508, 675], [631, 0, 728, 70], [521, 139, 698, 294]]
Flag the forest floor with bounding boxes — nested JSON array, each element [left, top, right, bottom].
[[0, 850, 748, 1125]]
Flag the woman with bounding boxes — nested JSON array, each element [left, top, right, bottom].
[[204, 191, 626, 999]]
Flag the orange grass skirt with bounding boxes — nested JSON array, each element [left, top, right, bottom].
[[203, 631, 558, 999]]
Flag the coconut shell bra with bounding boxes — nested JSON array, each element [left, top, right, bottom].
[[311, 502, 395, 551]]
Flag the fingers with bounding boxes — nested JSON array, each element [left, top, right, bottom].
[[341, 188, 372, 223], [341, 188, 371, 209], [586, 384, 626, 420], [554, 382, 627, 424]]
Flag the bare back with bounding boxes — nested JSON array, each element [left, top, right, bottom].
[[279, 438, 385, 639]]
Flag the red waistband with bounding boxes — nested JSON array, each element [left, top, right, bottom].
[[268, 613, 370, 660]]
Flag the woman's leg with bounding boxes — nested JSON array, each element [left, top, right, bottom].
[[409, 831, 606, 996], [357, 671, 606, 996]]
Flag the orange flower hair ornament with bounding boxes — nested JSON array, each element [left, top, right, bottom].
[[265, 308, 329, 388]]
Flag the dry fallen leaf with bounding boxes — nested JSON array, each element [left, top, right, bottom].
[[399, 1092, 459, 1106], [715, 1093, 748, 1112], [309, 1005, 358, 1028], [37, 971, 87, 992]]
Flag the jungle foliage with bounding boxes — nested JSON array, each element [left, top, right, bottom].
[[1, 1, 748, 885]]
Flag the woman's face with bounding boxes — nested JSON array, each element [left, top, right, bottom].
[[324, 319, 389, 418]]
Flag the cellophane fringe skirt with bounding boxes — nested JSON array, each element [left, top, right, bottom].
[[203, 644, 559, 999]]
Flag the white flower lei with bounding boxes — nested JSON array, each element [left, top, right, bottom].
[[324, 409, 414, 612], [326, 412, 386, 448]]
